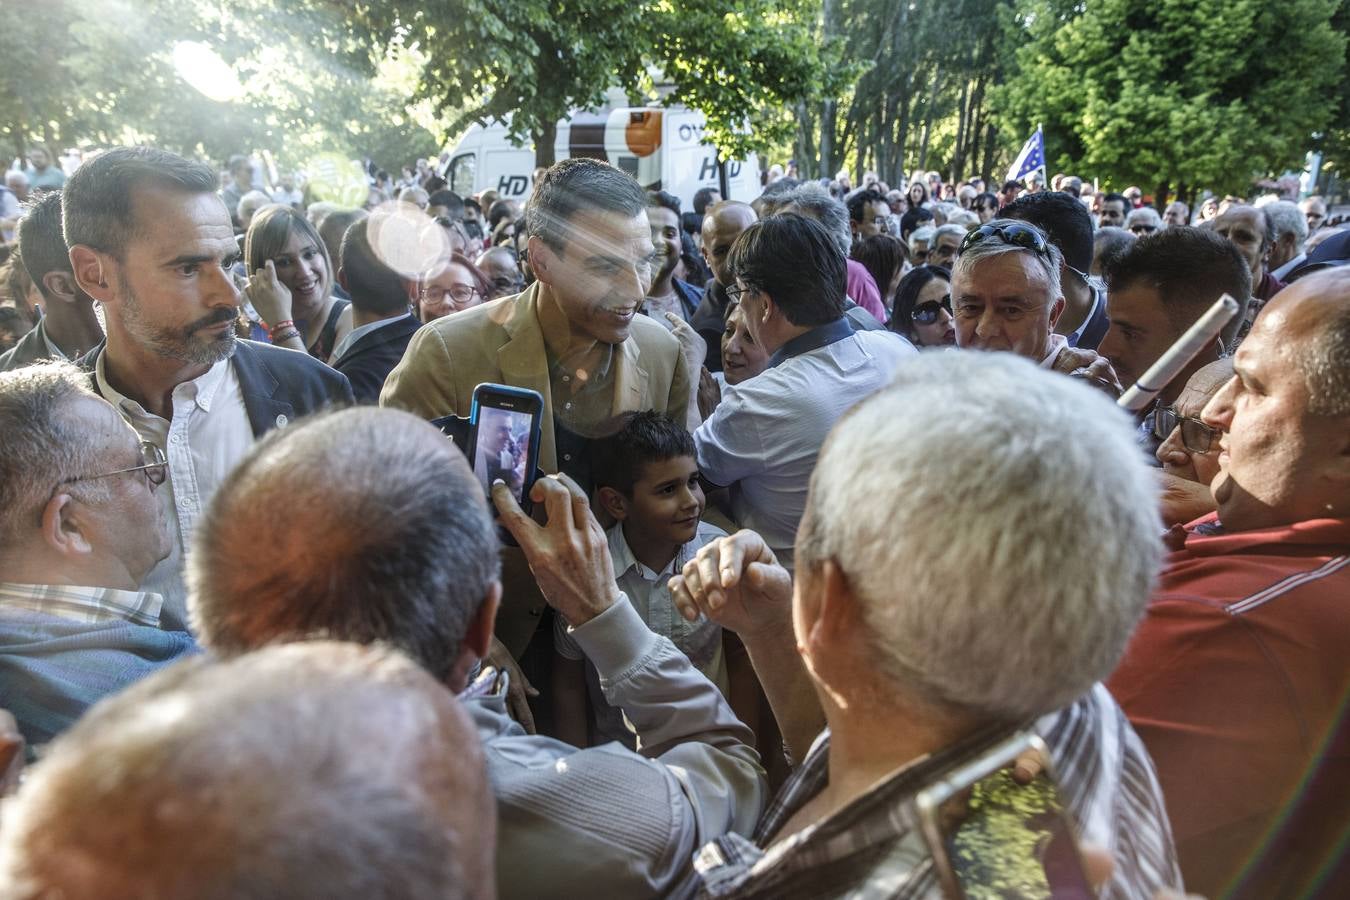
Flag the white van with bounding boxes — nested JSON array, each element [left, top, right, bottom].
[[440, 106, 761, 211]]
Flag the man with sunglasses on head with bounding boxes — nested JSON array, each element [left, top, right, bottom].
[[0, 362, 198, 754], [1108, 268, 1350, 899], [951, 219, 1121, 392]]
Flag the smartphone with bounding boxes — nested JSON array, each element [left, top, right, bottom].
[[467, 383, 543, 515], [915, 731, 1095, 900]]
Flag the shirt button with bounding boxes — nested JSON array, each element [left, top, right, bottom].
[[275, 414, 289, 428], [563, 454, 572, 462], [170, 434, 183, 444], [564, 402, 573, 410], [562, 375, 571, 383]]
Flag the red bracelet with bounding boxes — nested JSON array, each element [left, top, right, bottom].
[[267, 319, 296, 336]]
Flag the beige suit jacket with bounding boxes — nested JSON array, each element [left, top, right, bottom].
[[381, 282, 690, 654]]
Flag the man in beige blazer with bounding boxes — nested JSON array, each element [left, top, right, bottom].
[[383, 158, 689, 667]]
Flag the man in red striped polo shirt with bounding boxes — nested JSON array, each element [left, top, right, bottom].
[[1108, 268, 1350, 899]]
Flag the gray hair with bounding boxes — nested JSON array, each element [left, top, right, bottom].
[[0, 642, 494, 900], [1298, 269, 1350, 415], [933, 223, 967, 245], [952, 218, 1063, 302], [798, 351, 1160, 719], [1125, 206, 1163, 230], [0, 362, 107, 549], [188, 407, 500, 683], [909, 225, 937, 248], [1261, 200, 1309, 250], [236, 191, 275, 223], [774, 182, 852, 258]]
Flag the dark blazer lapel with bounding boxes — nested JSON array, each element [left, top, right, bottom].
[[231, 341, 294, 436], [331, 315, 419, 368]]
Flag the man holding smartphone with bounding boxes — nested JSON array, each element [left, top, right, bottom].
[[383, 158, 690, 659]]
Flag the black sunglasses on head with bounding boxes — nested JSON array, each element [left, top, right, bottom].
[[959, 222, 1050, 256]]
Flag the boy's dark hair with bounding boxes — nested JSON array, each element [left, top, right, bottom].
[[592, 411, 695, 495], [427, 190, 464, 220], [692, 187, 720, 216], [339, 218, 410, 316]]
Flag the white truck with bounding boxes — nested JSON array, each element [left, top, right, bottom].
[[440, 106, 760, 211]]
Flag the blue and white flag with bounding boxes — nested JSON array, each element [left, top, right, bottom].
[[1006, 126, 1045, 184]]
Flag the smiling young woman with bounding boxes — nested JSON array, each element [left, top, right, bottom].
[[244, 205, 351, 361]]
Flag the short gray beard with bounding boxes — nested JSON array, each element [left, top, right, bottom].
[[121, 279, 238, 366]]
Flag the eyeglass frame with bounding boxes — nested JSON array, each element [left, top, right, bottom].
[[726, 283, 756, 304], [1153, 406, 1220, 454], [422, 283, 482, 308], [62, 441, 169, 490], [1130, 224, 1159, 235]]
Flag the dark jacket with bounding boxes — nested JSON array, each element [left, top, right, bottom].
[[331, 314, 420, 404], [0, 319, 57, 372], [80, 338, 354, 436]]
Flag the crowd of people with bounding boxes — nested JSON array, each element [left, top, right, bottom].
[[0, 137, 1346, 900]]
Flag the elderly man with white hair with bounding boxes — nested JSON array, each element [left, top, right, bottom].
[[1126, 205, 1163, 236], [951, 219, 1121, 391], [672, 351, 1181, 898], [0, 642, 497, 900], [1262, 199, 1311, 281]]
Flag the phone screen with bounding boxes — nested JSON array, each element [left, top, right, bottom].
[[942, 768, 1094, 900], [473, 406, 535, 503]]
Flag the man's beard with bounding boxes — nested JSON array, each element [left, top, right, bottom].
[[121, 280, 238, 366]]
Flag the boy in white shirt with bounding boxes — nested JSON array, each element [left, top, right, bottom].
[[553, 411, 728, 748]]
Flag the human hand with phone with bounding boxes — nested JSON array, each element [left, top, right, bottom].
[[492, 473, 621, 627], [668, 529, 793, 640]]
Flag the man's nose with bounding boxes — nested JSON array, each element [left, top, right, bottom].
[[1156, 429, 1188, 468], [974, 308, 1002, 338]]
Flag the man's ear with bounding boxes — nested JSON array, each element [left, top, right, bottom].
[[1048, 294, 1067, 330], [463, 581, 501, 662], [527, 236, 554, 285], [68, 246, 118, 306], [41, 271, 79, 305], [596, 486, 629, 522], [41, 492, 93, 557]]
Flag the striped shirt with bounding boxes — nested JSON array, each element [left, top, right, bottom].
[[0, 582, 163, 628], [694, 684, 1181, 899]]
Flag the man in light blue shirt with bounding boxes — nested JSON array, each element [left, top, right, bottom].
[[693, 214, 915, 567]]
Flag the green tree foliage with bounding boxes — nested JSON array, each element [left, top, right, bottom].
[[346, 0, 838, 166], [992, 0, 1345, 201], [0, 0, 444, 170]]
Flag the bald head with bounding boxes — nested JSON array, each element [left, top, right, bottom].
[[188, 407, 500, 687], [700, 201, 758, 286], [0, 642, 495, 900], [1278, 267, 1350, 416]]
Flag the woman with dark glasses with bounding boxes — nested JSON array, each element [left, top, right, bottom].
[[1155, 358, 1233, 524], [888, 265, 954, 348]]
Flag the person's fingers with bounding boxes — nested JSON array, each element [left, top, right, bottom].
[[744, 561, 791, 600], [718, 533, 761, 589], [536, 476, 578, 535], [551, 472, 591, 531], [678, 558, 713, 615], [492, 480, 539, 543], [265, 259, 279, 284], [694, 544, 725, 610], [1011, 747, 1047, 784], [668, 575, 701, 622]]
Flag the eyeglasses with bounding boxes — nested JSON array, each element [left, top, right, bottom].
[[726, 283, 754, 303], [64, 442, 168, 489], [1153, 406, 1220, 453], [1130, 224, 1159, 235], [959, 222, 1050, 257], [911, 296, 952, 324], [424, 285, 481, 307]]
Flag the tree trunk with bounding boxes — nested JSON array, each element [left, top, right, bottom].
[[533, 118, 558, 168], [916, 65, 943, 173], [1154, 181, 1171, 210], [817, 0, 840, 177], [981, 122, 998, 184], [951, 79, 971, 183]]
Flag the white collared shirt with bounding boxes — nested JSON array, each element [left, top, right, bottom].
[[695, 329, 914, 567], [95, 352, 252, 628]]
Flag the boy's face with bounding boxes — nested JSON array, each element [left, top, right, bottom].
[[623, 455, 705, 547]]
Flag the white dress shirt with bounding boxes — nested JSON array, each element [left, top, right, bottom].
[[694, 323, 914, 567], [96, 352, 253, 629]]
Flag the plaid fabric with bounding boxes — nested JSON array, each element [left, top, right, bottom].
[[0, 583, 162, 628], [695, 685, 1181, 899]]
